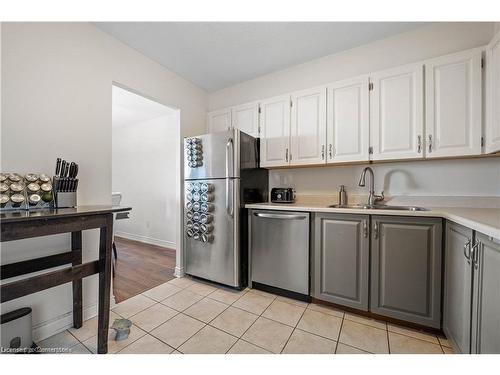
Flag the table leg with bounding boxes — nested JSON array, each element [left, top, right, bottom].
[[71, 231, 83, 329], [97, 214, 113, 354]]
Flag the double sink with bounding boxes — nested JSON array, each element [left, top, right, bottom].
[[329, 204, 428, 211]]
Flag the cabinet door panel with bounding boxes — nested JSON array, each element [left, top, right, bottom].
[[207, 108, 232, 133], [425, 48, 482, 157], [327, 76, 369, 163], [486, 32, 500, 153], [472, 234, 500, 354], [370, 216, 442, 328], [290, 87, 327, 165], [443, 222, 473, 354], [313, 213, 369, 310], [232, 102, 259, 138], [370, 64, 424, 160], [259, 95, 291, 167]]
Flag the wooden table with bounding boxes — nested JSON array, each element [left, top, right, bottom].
[[0, 206, 131, 354]]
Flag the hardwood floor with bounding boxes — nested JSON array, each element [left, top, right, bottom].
[[113, 237, 176, 303]]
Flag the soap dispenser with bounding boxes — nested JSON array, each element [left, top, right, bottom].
[[338, 185, 347, 205]]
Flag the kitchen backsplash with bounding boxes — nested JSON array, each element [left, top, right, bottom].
[[269, 157, 500, 198]]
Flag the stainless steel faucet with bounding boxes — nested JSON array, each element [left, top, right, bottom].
[[358, 167, 384, 206]]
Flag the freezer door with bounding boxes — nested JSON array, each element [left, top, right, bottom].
[[185, 129, 241, 179], [184, 178, 241, 287]]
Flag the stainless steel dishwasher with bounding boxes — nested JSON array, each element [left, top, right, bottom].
[[249, 209, 310, 297]]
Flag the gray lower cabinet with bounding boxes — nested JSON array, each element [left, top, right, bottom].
[[471, 233, 500, 354], [443, 222, 473, 354], [312, 213, 370, 310], [370, 216, 442, 328]]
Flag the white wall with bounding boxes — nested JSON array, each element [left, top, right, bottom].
[[0, 22, 207, 341], [271, 158, 500, 198], [209, 22, 499, 199], [112, 114, 179, 248]]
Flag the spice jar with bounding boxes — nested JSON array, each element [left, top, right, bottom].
[[200, 223, 214, 233], [200, 183, 214, 193], [199, 214, 213, 224], [28, 194, 41, 206], [8, 174, 22, 183], [10, 182, 24, 193], [200, 203, 214, 213], [41, 191, 53, 203], [201, 234, 214, 243], [10, 193, 25, 207], [40, 183, 52, 192], [39, 174, 51, 183], [201, 193, 214, 202], [25, 173, 39, 182], [27, 183, 41, 193], [0, 194, 9, 208]]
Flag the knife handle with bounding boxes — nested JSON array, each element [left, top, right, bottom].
[[60, 160, 66, 177], [55, 158, 62, 176]]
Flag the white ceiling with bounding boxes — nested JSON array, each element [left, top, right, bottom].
[[96, 22, 428, 92], [112, 86, 175, 128]]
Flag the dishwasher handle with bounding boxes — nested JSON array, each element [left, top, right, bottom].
[[253, 212, 307, 220]]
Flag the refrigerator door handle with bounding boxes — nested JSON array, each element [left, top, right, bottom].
[[226, 179, 234, 217], [226, 138, 234, 217], [225, 138, 234, 178]]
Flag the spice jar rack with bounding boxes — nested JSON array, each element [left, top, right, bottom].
[[0, 173, 55, 211]]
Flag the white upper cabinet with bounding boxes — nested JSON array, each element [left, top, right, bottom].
[[290, 87, 327, 166], [231, 102, 260, 138], [327, 76, 369, 163], [425, 48, 482, 158], [370, 63, 424, 161], [486, 31, 500, 154], [259, 95, 291, 167], [207, 108, 232, 133]]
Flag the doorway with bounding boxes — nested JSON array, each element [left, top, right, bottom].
[[111, 85, 180, 303]]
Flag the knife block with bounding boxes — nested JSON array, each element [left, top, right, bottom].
[[55, 192, 77, 208]]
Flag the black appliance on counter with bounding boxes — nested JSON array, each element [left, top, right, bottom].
[[270, 188, 295, 203]]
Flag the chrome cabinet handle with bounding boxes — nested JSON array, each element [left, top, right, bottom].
[[321, 145, 325, 160], [285, 148, 289, 163], [373, 222, 379, 239], [328, 144, 333, 159], [463, 238, 472, 264], [471, 240, 481, 269], [428, 135, 433, 153], [363, 220, 368, 238], [417, 135, 422, 153], [253, 212, 307, 220]]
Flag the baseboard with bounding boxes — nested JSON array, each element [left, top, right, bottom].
[[33, 303, 98, 342], [115, 231, 176, 248], [174, 266, 184, 278]]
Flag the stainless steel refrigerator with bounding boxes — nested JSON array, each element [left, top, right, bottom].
[[184, 129, 268, 288]]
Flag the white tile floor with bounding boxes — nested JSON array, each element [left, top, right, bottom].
[[39, 277, 454, 354]]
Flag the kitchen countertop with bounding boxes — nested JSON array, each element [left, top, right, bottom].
[[245, 202, 500, 239]]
